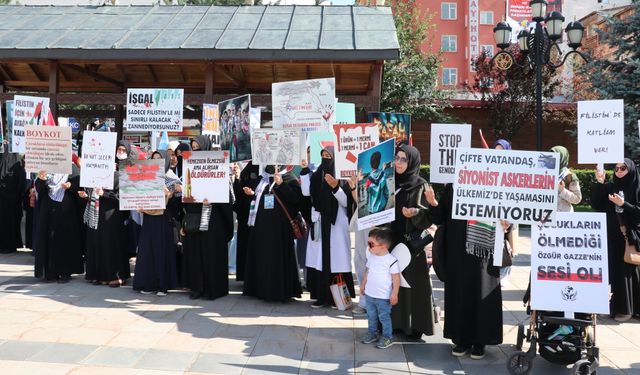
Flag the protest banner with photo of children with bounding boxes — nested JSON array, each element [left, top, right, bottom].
[[367, 112, 411, 145], [181, 151, 230, 204], [219, 95, 252, 162], [531, 212, 609, 314], [356, 139, 395, 230], [119, 159, 166, 211]]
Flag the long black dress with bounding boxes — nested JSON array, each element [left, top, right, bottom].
[[0, 145, 26, 253], [243, 172, 303, 302], [182, 198, 234, 300], [84, 176, 131, 283], [591, 159, 640, 317], [430, 184, 503, 346], [233, 162, 260, 281], [34, 166, 84, 280], [133, 212, 178, 293]]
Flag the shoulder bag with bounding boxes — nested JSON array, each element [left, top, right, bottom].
[[620, 225, 640, 265], [273, 191, 308, 240]]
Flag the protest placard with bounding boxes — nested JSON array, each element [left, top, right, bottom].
[[336, 103, 356, 124], [531, 212, 609, 314], [577, 99, 624, 164], [452, 148, 559, 224], [333, 123, 379, 179], [24, 125, 72, 175], [80, 131, 118, 189], [126, 89, 184, 132], [12, 95, 50, 154], [250, 107, 261, 129], [356, 139, 395, 230], [5, 101, 13, 152], [202, 103, 219, 135], [0, 110, 3, 151], [367, 112, 411, 144], [272, 78, 335, 132], [219, 95, 252, 162], [119, 159, 166, 210], [182, 151, 230, 203], [251, 129, 302, 166], [307, 131, 335, 165], [429, 123, 472, 184]]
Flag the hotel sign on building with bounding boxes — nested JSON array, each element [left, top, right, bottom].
[[469, 0, 479, 72]]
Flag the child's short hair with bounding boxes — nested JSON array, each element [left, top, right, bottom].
[[370, 151, 381, 169], [368, 227, 393, 248]]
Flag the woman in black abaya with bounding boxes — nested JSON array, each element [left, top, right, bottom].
[[182, 135, 234, 300], [0, 143, 26, 253]]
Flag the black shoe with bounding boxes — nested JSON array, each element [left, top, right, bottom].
[[311, 301, 327, 309], [470, 345, 485, 360], [451, 344, 470, 357], [189, 291, 203, 300]]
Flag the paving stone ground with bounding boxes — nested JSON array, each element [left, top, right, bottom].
[[1, 228, 640, 374]]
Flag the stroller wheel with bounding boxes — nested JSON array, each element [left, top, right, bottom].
[[516, 324, 525, 350], [572, 359, 595, 375], [507, 351, 533, 375]]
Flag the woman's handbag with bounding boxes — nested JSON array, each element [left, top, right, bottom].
[[620, 225, 640, 265], [330, 274, 353, 311], [182, 212, 201, 234], [273, 192, 308, 240]]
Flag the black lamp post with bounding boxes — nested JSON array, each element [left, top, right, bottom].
[[491, 0, 587, 150]]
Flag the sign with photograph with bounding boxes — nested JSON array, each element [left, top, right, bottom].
[[452, 148, 559, 224], [80, 131, 118, 189], [219, 94, 252, 162], [356, 139, 395, 230], [531, 212, 609, 314], [367, 112, 411, 145], [126, 89, 184, 132]]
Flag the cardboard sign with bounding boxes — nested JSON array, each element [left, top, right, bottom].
[[219, 94, 252, 162], [126, 89, 184, 132], [367, 112, 411, 145], [80, 131, 118, 189], [12, 95, 50, 153], [119, 159, 166, 210], [182, 151, 230, 203], [531, 212, 609, 314], [452, 148, 559, 224], [336, 102, 356, 124], [24, 125, 72, 175], [272, 78, 335, 132], [577, 99, 624, 164], [251, 128, 302, 166], [308, 131, 335, 165], [429, 123, 472, 184], [356, 139, 395, 230], [333, 123, 379, 179]]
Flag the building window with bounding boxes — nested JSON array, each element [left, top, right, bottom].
[[480, 11, 494, 25], [441, 35, 458, 52], [442, 68, 457, 86], [480, 45, 494, 57], [441, 3, 457, 20]]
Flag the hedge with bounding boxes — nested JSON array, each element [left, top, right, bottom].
[[418, 165, 612, 207]]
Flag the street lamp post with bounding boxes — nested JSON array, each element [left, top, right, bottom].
[[491, 0, 588, 150]]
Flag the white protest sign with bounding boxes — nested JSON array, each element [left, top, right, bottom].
[[453, 148, 559, 224], [577, 99, 624, 164], [251, 128, 302, 166], [25, 125, 72, 175], [182, 150, 230, 203], [272, 78, 335, 132], [126, 89, 183, 132], [12, 95, 50, 154], [333, 123, 379, 179], [119, 159, 166, 210], [429, 123, 472, 184], [80, 131, 118, 189], [531, 212, 609, 314]]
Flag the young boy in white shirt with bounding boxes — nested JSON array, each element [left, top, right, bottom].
[[360, 227, 400, 349]]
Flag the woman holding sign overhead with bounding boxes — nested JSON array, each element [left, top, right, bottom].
[[591, 158, 640, 321]]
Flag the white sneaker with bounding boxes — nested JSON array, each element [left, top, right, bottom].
[[156, 291, 167, 297], [140, 290, 153, 295]]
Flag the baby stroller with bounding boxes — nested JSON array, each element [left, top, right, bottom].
[[507, 287, 599, 375]]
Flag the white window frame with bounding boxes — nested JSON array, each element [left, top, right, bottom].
[[480, 44, 494, 57], [442, 68, 458, 86], [480, 11, 494, 25], [441, 35, 458, 52], [441, 3, 457, 20]]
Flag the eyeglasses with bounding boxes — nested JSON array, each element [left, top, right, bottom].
[[615, 166, 628, 172], [395, 155, 407, 163]]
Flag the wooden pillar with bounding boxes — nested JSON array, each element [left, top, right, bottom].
[[368, 61, 383, 112], [115, 103, 124, 141], [205, 62, 215, 104], [48, 60, 59, 119]]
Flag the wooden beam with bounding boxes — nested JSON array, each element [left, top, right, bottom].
[[205, 62, 214, 103], [177, 65, 186, 82], [214, 65, 241, 87], [28, 64, 45, 81], [306, 65, 311, 80], [116, 64, 129, 81], [367, 61, 383, 112], [64, 64, 123, 88], [272, 65, 278, 83], [147, 65, 158, 82], [49, 60, 59, 119], [0, 64, 17, 81], [58, 65, 69, 81]]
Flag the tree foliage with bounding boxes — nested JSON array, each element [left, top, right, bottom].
[[381, 0, 451, 121], [580, 2, 640, 160], [468, 46, 562, 141]]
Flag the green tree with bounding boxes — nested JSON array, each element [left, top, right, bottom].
[[581, 2, 640, 160], [381, 0, 451, 121], [468, 47, 562, 141]]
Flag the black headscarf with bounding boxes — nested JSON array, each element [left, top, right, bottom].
[[395, 144, 425, 191], [191, 135, 212, 152], [117, 139, 139, 161], [310, 148, 348, 225], [151, 150, 171, 173], [175, 142, 191, 179], [0, 143, 20, 181], [612, 158, 640, 206]]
